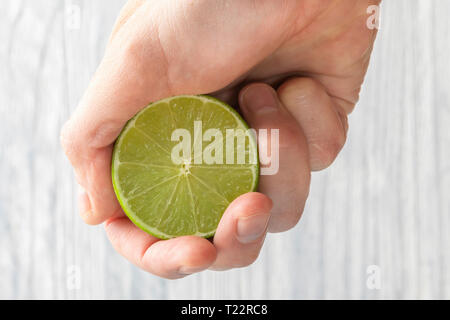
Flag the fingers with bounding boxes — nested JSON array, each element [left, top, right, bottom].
[[277, 77, 348, 171], [106, 193, 272, 275], [239, 83, 311, 233], [105, 217, 217, 279], [105, 194, 272, 275], [210, 192, 272, 270]]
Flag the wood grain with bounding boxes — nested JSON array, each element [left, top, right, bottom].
[[0, 0, 448, 299]]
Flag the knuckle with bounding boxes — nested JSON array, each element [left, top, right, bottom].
[[60, 119, 89, 164], [60, 121, 75, 156], [331, 129, 347, 156], [278, 77, 323, 105], [80, 212, 99, 225], [334, 96, 357, 115], [89, 120, 123, 149], [310, 133, 346, 170], [80, 209, 102, 225], [120, 35, 144, 62], [235, 250, 260, 268], [268, 212, 301, 233]]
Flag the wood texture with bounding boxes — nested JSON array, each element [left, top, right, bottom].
[[0, 0, 449, 299]]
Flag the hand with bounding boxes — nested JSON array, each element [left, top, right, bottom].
[[61, 0, 379, 278]]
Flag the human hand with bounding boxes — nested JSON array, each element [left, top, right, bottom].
[[61, 0, 379, 278]]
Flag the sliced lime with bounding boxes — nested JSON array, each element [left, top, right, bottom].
[[112, 95, 259, 239]]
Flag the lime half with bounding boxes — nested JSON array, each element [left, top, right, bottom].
[[111, 95, 259, 239]]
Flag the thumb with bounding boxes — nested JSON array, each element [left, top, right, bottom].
[[60, 3, 173, 224]]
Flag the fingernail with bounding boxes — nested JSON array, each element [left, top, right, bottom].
[[236, 213, 270, 244], [241, 85, 278, 114]]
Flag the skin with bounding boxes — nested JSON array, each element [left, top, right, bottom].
[[61, 0, 380, 279]]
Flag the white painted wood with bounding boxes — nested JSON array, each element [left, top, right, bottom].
[[0, 0, 448, 299]]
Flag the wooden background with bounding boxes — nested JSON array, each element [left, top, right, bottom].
[[0, 0, 449, 299]]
